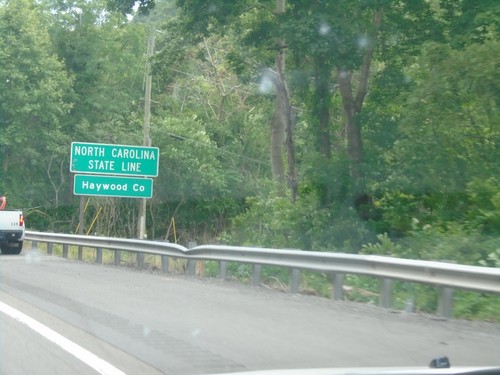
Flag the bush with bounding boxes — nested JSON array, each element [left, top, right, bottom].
[[224, 188, 375, 252]]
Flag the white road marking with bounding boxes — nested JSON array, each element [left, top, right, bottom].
[[0, 301, 126, 375]]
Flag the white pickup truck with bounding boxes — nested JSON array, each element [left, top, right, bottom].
[[0, 196, 25, 255]]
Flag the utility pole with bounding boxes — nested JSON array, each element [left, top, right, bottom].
[[138, 33, 154, 240]]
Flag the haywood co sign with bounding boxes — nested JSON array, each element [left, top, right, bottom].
[[73, 175, 153, 198], [70, 142, 159, 177]]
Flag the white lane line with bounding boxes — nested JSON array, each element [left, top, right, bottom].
[[0, 301, 126, 375]]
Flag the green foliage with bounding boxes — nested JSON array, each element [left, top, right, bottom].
[[344, 275, 380, 305], [466, 177, 500, 234], [0, 0, 73, 207], [283, 0, 371, 69], [224, 189, 309, 249], [392, 40, 499, 192], [106, 0, 155, 16], [149, 198, 243, 243], [361, 221, 499, 267], [175, 0, 262, 38], [225, 186, 375, 252], [0, 0, 498, 322], [300, 272, 331, 297], [362, 233, 404, 257], [453, 291, 500, 321], [49, 1, 148, 144], [479, 249, 500, 268], [371, 38, 500, 238], [392, 283, 440, 315], [374, 191, 430, 236], [440, 0, 499, 47], [25, 204, 78, 233]]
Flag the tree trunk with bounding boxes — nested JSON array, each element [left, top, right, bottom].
[[337, 9, 382, 197], [315, 63, 332, 160], [270, 88, 286, 185], [268, 0, 298, 201], [309, 61, 333, 206], [337, 70, 363, 183], [285, 107, 298, 202]]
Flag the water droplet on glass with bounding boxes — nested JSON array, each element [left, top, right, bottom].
[[357, 36, 369, 49], [259, 73, 274, 95], [319, 22, 331, 36]]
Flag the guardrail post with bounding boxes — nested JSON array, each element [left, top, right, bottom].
[[31, 240, 37, 250], [252, 264, 262, 286], [289, 269, 300, 294], [137, 251, 145, 269], [96, 247, 103, 264], [161, 255, 169, 273], [62, 244, 69, 258], [437, 287, 454, 318], [78, 246, 83, 260], [187, 260, 196, 275], [187, 241, 197, 276], [331, 273, 345, 300], [47, 242, 53, 255], [114, 250, 121, 266], [380, 278, 393, 308], [219, 261, 228, 280]]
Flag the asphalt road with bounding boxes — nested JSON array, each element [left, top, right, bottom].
[[0, 249, 499, 375]]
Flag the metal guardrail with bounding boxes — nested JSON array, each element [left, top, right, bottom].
[[25, 231, 500, 318]]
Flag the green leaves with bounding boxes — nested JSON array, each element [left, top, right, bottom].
[[0, 0, 497, 287], [0, 0, 73, 205], [106, 0, 155, 16], [393, 39, 499, 193]]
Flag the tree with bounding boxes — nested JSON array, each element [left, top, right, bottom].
[[272, 0, 297, 200], [0, 0, 72, 206], [106, 0, 155, 16], [281, 1, 446, 205], [152, 7, 275, 197], [174, 0, 299, 198], [384, 40, 499, 229], [47, 0, 148, 145], [439, 0, 499, 48]]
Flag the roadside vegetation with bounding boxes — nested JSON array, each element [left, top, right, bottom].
[[2, 0, 498, 320]]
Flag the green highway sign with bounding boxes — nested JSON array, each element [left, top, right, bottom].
[[74, 175, 153, 198], [70, 142, 159, 177]]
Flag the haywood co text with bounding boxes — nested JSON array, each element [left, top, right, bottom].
[[73, 174, 153, 198]]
